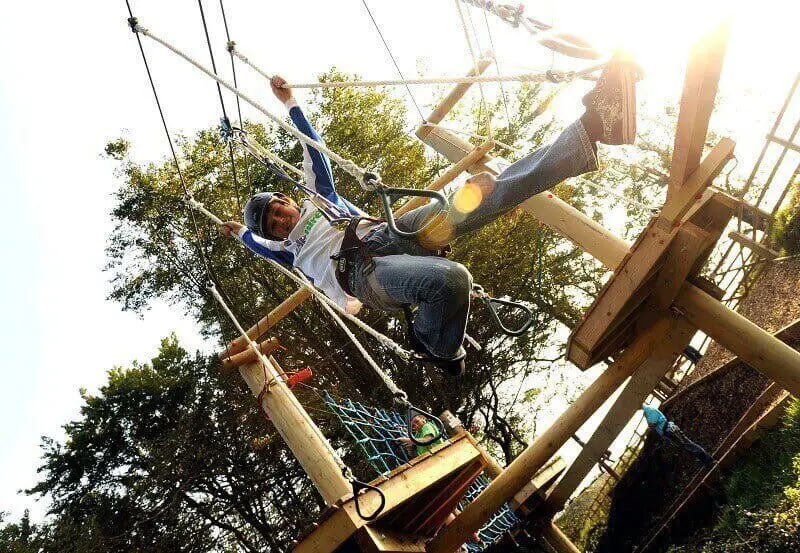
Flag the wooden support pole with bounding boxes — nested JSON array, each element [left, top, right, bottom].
[[221, 336, 283, 370], [394, 139, 495, 217], [543, 319, 696, 515], [667, 20, 730, 201], [675, 283, 800, 396], [426, 315, 673, 553], [221, 287, 311, 358], [660, 138, 736, 224], [238, 358, 351, 505], [728, 231, 780, 260], [541, 523, 581, 553], [417, 56, 493, 141]]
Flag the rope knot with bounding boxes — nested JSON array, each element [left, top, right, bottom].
[[127, 17, 139, 33], [361, 171, 383, 192]]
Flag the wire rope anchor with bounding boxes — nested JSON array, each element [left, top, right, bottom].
[[363, 172, 449, 238], [472, 284, 535, 337]]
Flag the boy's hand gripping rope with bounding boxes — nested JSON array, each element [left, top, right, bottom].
[[129, 17, 447, 238]]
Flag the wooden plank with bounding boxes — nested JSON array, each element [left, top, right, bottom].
[[393, 139, 494, 217], [416, 57, 493, 141], [661, 138, 736, 224], [541, 523, 581, 553], [222, 287, 311, 358], [511, 457, 567, 511], [354, 527, 427, 553], [294, 436, 483, 553], [544, 319, 697, 514], [667, 20, 730, 201], [426, 315, 674, 553], [567, 216, 676, 368], [728, 231, 780, 260], [652, 224, 711, 309]]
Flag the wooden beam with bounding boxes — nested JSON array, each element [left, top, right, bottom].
[[728, 231, 780, 260], [393, 139, 494, 217], [511, 457, 567, 512], [222, 336, 284, 370], [675, 283, 800, 397], [544, 319, 696, 515], [667, 20, 730, 201], [416, 56, 493, 141], [541, 523, 581, 553], [222, 287, 311, 358], [294, 435, 484, 553], [355, 527, 427, 553], [651, 224, 712, 309], [239, 358, 351, 506], [426, 315, 674, 553], [661, 138, 736, 224]]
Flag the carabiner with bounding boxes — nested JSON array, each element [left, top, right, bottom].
[[364, 172, 449, 239], [482, 295, 536, 337], [348, 470, 386, 521]]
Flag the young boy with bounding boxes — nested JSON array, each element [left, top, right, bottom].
[[642, 404, 716, 469], [223, 57, 638, 374]]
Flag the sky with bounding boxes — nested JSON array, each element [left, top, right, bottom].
[[1, 0, 798, 523]]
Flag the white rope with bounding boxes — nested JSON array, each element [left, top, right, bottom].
[[295, 270, 409, 402], [207, 282, 277, 387], [228, 41, 602, 89], [453, 0, 490, 136], [576, 176, 655, 213], [185, 196, 413, 359], [243, 135, 305, 180], [133, 23, 373, 188]]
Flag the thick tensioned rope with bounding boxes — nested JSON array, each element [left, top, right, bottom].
[[227, 41, 602, 90], [130, 21, 374, 189], [185, 196, 413, 360], [295, 270, 409, 404]]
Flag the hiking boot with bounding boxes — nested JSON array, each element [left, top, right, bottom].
[[582, 50, 641, 145]]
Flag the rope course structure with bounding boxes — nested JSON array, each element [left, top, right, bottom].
[[119, 1, 800, 552]]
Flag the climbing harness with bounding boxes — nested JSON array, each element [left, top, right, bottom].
[[472, 284, 536, 337]]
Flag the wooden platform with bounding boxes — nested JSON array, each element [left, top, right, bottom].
[[566, 188, 737, 369], [293, 432, 487, 553]]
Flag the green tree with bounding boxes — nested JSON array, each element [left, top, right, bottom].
[[27, 336, 322, 552]]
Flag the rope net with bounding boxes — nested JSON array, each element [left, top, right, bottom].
[[323, 393, 520, 550]]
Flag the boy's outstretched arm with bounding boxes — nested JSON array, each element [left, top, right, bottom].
[[270, 76, 362, 216], [221, 220, 295, 266]]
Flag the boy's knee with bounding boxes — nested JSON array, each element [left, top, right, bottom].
[[440, 262, 472, 299]]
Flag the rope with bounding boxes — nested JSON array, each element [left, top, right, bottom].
[[360, 0, 426, 121], [297, 270, 409, 404], [130, 20, 376, 190], [196, 0, 243, 213], [576, 176, 656, 213], [274, 66, 602, 89], [453, 0, 490, 136]]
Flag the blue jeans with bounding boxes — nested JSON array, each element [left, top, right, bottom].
[[350, 120, 597, 358]]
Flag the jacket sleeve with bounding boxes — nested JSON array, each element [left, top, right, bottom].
[[237, 228, 295, 266]]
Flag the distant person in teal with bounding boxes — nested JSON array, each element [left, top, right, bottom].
[[642, 404, 716, 469]]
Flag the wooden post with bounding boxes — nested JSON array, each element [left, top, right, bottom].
[[221, 287, 311, 358], [675, 283, 800, 396], [426, 315, 674, 553], [666, 20, 730, 201], [416, 56, 493, 141], [221, 336, 284, 370], [541, 523, 581, 553], [238, 358, 351, 505], [543, 319, 696, 515]]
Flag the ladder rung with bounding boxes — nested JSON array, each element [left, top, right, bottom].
[[767, 134, 800, 154]]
